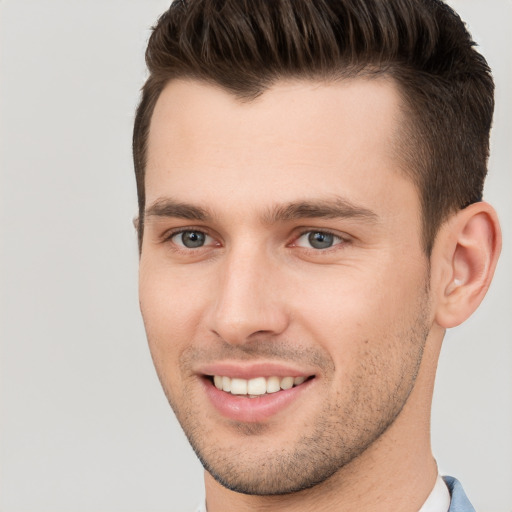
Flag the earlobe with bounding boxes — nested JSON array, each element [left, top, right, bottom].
[[434, 202, 501, 329]]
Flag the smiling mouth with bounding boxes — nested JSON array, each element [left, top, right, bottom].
[[209, 375, 313, 397]]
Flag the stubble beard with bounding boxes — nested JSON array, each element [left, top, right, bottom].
[[159, 294, 431, 496]]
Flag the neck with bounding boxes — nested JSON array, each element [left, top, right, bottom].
[[204, 330, 443, 512]]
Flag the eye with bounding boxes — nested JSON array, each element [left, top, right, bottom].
[[294, 231, 344, 250], [171, 230, 213, 249]]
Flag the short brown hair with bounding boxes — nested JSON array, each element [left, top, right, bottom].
[[133, 0, 494, 254]]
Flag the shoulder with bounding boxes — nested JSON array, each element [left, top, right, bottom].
[[443, 476, 476, 512]]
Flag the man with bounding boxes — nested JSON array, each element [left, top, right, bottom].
[[133, 0, 501, 510]]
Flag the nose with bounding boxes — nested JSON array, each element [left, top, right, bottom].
[[207, 245, 289, 345]]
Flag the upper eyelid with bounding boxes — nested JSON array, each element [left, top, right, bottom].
[[165, 229, 219, 252], [297, 227, 344, 237], [294, 227, 351, 241], [290, 229, 353, 253], [158, 226, 351, 245], [162, 226, 214, 240]]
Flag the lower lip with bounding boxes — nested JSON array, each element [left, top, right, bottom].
[[202, 377, 314, 423]]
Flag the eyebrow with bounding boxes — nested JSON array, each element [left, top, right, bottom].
[[145, 198, 211, 222], [144, 196, 378, 224], [263, 197, 379, 224]]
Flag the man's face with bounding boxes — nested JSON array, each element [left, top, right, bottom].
[[139, 78, 432, 494]]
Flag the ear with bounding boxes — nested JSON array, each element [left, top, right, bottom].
[[432, 202, 501, 328]]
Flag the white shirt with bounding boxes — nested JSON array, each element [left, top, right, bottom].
[[195, 474, 451, 512], [418, 475, 451, 512]]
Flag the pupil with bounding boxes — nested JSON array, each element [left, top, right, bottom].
[[308, 232, 333, 249], [182, 231, 205, 248]]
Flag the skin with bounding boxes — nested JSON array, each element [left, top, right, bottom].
[[138, 78, 501, 511]]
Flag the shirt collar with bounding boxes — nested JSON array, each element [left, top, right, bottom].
[[418, 475, 451, 512]]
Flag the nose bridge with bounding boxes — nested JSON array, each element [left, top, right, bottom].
[[209, 240, 288, 344]]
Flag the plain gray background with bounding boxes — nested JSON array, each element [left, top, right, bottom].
[[0, 1, 510, 511]]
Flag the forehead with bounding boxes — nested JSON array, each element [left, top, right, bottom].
[[145, 78, 417, 220]]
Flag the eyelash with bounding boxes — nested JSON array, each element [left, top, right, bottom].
[[292, 229, 349, 251], [163, 228, 218, 250], [162, 227, 350, 253]]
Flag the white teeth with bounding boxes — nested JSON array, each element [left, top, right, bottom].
[[222, 376, 231, 392], [230, 378, 247, 395], [213, 375, 223, 390], [247, 377, 267, 395], [266, 376, 281, 394], [212, 375, 309, 396], [280, 376, 294, 390]]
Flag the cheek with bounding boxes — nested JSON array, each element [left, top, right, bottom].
[[290, 259, 428, 362], [139, 263, 207, 367], [297, 275, 429, 420]]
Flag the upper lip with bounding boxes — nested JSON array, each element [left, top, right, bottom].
[[196, 361, 316, 380]]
